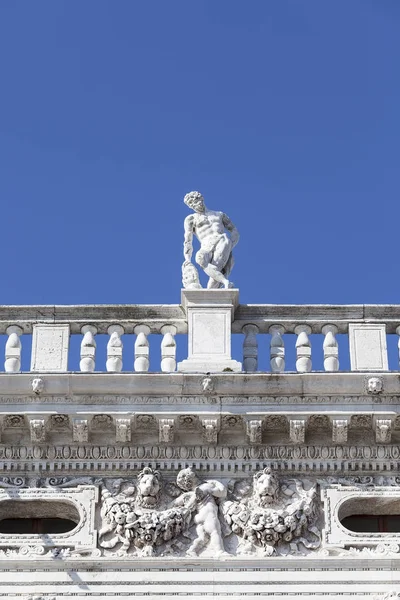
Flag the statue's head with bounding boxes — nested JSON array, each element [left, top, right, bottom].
[[184, 191, 205, 213], [253, 467, 280, 506], [182, 261, 202, 290], [176, 467, 198, 491]]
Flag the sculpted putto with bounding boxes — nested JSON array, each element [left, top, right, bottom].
[[183, 191, 239, 289], [174, 467, 227, 557]]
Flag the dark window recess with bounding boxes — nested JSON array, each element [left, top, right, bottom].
[[342, 514, 400, 533], [0, 518, 76, 534], [0, 499, 80, 535]]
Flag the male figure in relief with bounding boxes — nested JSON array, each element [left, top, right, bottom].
[[183, 191, 239, 289]]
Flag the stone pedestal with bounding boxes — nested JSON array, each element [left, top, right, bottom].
[[177, 289, 242, 373]]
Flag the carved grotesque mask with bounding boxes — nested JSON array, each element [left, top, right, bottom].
[[367, 377, 383, 394], [31, 377, 44, 394]]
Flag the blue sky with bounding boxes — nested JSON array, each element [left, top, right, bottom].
[[0, 0, 399, 308]]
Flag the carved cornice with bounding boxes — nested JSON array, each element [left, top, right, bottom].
[[0, 407, 398, 446], [1, 393, 400, 406], [0, 443, 399, 474]]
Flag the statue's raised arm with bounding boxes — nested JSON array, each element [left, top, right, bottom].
[[183, 191, 239, 289]]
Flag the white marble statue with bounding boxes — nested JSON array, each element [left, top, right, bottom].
[[183, 191, 239, 289], [175, 467, 227, 556]]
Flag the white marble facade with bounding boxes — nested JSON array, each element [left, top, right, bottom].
[[0, 292, 400, 598]]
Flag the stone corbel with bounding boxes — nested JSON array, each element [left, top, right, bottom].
[[332, 418, 348, 444], [115, 418, 131, 443], [375, 419, 392, 444], [73, 418, 89, 443], [246, 419, 262, 444], [159, 418, 175, 443], [201, 418, 219, 444], [290, 419, 305, 444], [29, 418, 46, 443]]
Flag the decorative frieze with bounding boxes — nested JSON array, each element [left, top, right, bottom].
[[98, 466, 319, 558]]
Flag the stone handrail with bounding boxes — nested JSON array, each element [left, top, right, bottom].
[[233, 304, 400, 333], [0, 298, 399, 373]]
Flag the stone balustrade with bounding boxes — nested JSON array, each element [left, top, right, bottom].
[[0, 299, 399, 373]]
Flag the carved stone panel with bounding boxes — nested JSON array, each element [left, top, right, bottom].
[[30, 324, 70, 372], [349, 324, 388, 371]]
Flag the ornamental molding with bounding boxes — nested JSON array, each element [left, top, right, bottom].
[[0, 393, 400, 405], [1, 443, 400, 471]]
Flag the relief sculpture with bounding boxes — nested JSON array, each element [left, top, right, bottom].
[[221, 468, 320, 556], [97, 466, 320, 557]]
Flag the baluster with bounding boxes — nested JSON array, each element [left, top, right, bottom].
[[269, 325, 285, 372], [295, 325, 312, 373], [80, 325, 97, 372], [106, 325, 124, 372], [242, 324, 258, 372], [397, 326, 400, 368], [160, 325, 177, 372], [134, 325, 150, 372], [322, 324, 339, 371], [5, 326, 23, 373]]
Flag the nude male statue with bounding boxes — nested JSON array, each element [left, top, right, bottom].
[[175, 467, 227, 556], [183, 191, 239, 289]]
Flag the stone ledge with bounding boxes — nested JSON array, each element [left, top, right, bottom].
[[0, 371, 399, 397]]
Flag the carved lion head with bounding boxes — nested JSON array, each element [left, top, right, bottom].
[[136, 467, 161, 507], [253, 468, 280, 507]]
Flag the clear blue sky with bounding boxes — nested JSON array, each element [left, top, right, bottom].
[[0, 0, 399, 307]]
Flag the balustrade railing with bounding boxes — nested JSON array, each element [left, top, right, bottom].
[[0, 303, 399, 374]]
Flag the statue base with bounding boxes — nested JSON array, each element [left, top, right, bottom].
[[177, 289, 242, 374]]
